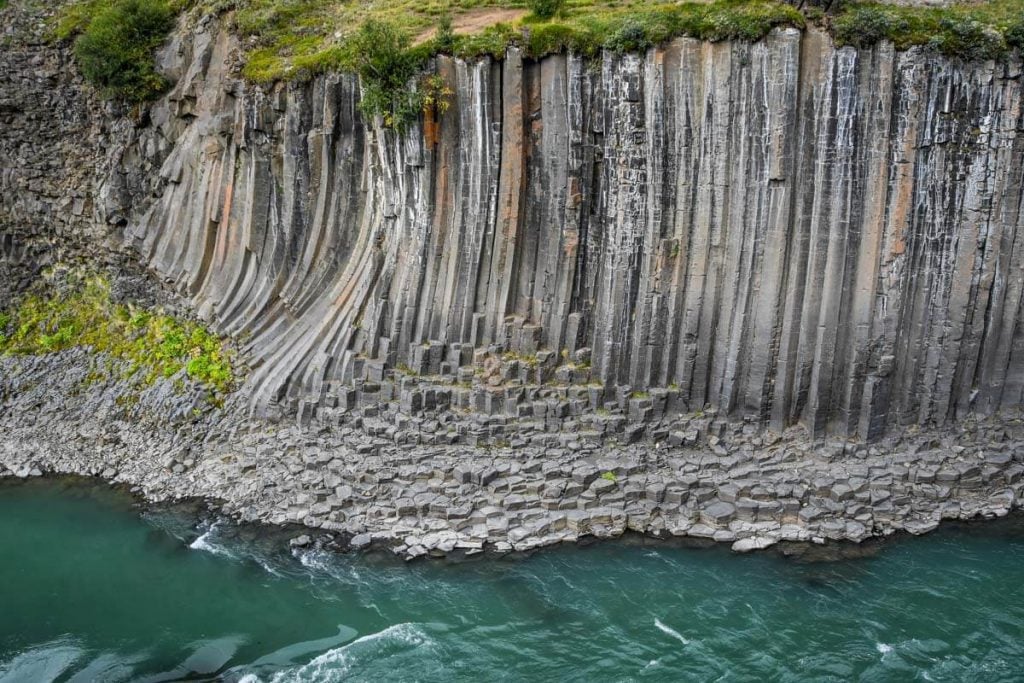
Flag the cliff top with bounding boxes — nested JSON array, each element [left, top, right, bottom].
[[210, 0, 1024, 83], [4, 0, 1021, 114]]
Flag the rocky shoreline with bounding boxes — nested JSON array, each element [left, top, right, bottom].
[[3, 349, 1023, 561]]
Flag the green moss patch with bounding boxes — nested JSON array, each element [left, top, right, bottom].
[[0, 276, 235, 396], [833, 1, 1024, 60]]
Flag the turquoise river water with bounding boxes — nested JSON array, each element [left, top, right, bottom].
[[1, 478, 1023, 682]]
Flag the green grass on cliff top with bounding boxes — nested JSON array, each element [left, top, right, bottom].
[[49, 0, 1024, 85], [238, 0, 809, 82]]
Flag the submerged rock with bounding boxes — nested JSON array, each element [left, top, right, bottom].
[[289, 535, 312, 549]]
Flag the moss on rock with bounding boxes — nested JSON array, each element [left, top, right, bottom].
[[0, 275, 235, 396]]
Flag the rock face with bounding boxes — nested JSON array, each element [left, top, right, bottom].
[[4, 12, 1024, 440], [0, 7, 164, 310]]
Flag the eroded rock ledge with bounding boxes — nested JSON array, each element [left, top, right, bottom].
[[2, 351, 1021, 559]]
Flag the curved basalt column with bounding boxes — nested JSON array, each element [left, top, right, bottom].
[[115, 24, 1024, 437]]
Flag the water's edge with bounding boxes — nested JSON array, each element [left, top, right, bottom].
[[4, 472, 1021, 567]]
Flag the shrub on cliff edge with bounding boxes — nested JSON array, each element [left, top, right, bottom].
[[342, 19, 424, 128], [341, 19, 451, 130], [832, 6, 909, 49], [1002, 15, 1024, 51], [528, 0, 566, 21], [74, 0, 176, 102], [928, 17, 1006, 61]]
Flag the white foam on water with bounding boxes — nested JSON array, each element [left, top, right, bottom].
[[253, 556, 286, 578], [876, 643, 893, 655], [295, 548, 329, 571], [188, 525, 286, 578], [294, 551, 389, 619], [295, 549, 348, 582], [654, 618, 690, 646], [267, 623, 430, 683], [188, 523, 236, 559]]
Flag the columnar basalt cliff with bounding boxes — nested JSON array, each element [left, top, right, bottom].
[[89, 22, 1022, 441], [5, 10, 1024, 555]]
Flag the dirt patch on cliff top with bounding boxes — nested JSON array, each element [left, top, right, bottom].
[[414, 8, 529, 45]]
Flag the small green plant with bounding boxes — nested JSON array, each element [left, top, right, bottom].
[[420, 73, 454, 117], [831, 5, 905, 48], [529, 0, 566, 21], [434, 13, 456, 53], [73, 0, 177, 102], [601, 471, 617, 482], [115, 392, 140, 408], [605, 18, 651, 53], [502, 351, 540, 368], [1008, 19, 1024, 50], [804, 7, 825, 24], [395, 363, 418, 375], [928, 17, 1006, 61]]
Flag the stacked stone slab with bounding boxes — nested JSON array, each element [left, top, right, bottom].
[[5, 7, 1024, 440]]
